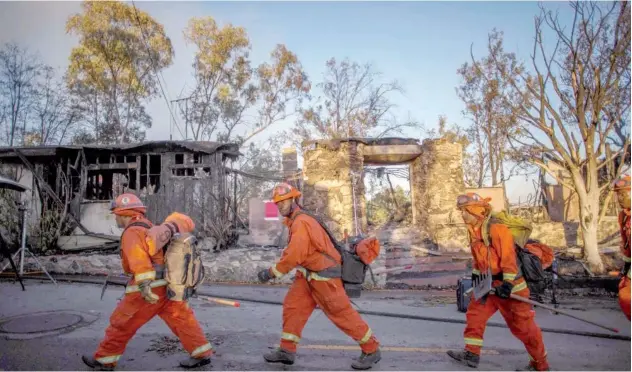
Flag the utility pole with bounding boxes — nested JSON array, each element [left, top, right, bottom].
[[185, 99, 188, 140]]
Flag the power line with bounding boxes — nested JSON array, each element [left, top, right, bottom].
[[130, 0, 185, 140]]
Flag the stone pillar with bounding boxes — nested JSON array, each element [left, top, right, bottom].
[[410, 138, 468, 252], [302, 140, 367, 240], [282, 147, 298, 181]]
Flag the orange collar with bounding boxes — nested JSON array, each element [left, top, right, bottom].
[[283, 207, 302, 227]]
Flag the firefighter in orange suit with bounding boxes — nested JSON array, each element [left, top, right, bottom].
[[613, 175, 631, 320], [447, 193, 550, 371], [82, 193, 213, 371], [257, 183, 382, 370]]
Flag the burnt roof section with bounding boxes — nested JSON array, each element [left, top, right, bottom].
[[302, 137, 420, 149], [0, 141, 241, 159]]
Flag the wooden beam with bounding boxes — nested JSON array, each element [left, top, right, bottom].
[[72, 151, 81, 170], [87, 163, 138, 171], [12, 148, 118, 242], [169, 164, 212, 170]]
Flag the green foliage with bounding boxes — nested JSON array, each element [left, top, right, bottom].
[[0, 189, 22, 249], [29, 206, 74, 255], [367, 185, 411, 226], [182, 17, 310, 144], [66, 0, 174, 144]]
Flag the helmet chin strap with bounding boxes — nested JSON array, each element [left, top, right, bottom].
[[288, 199, 299, 215]]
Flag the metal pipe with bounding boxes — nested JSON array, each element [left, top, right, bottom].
[[4, 274, 629, 342], [19, 204, 27, 275], [194, 290, 631, 342]]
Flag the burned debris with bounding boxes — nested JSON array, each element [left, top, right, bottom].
[[0, 141, 240, 253]]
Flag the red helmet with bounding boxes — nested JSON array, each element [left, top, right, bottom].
[[456, 192, 491, 209], [612, 175, 631, 191], [110, 193, 146, 215], [271, 182, 301, 203]]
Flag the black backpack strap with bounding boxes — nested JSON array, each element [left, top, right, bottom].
[[290, 210, 344, 252], [118, 221, 151, 258], [126, 221, 151, 230], [289, 210, 342, 266], [484, 221, 523, 282]]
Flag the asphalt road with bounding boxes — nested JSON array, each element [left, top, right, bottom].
[[0, 280, 630, 371]]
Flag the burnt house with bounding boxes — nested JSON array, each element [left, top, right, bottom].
[[0, 141, 240, 251]]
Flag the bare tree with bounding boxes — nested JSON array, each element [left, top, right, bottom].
[[457, 30, 524, 188], [478, 1, 630, 272], [295, 58, 420, 141], [25, 67, 83, 145], [235, 137, 284, 212], [0, 42, 41, 146]]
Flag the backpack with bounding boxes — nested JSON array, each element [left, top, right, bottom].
[[123, 220, 206, 302], [481, 211, 547, 284], [163, 232, 206, 301], [290, 210, 381, 298]]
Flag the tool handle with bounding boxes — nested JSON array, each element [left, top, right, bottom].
[[199, 295, 240, 307], [509, 294, 619, 333]]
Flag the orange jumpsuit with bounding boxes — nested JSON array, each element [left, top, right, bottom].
[[618, 210, 631, 320], [93, 216, 213, 367], [465, 224, 549, 371], [268, 208, 380, 354]]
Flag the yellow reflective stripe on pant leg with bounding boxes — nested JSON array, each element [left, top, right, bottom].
[[191, 343, 213, 357], [271, 266, 284, 278], [472, 269, 480, 275], [528, 351, 547, 362], [623, 256, 631, 262], [281, 332, 300, 343], [96, 355, 121, 364], [511, 281, 528, 293], [464, 337, 483, 346], [359, 328, 373, 344]]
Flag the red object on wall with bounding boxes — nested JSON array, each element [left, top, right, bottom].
[[264, 201, 279, 220]]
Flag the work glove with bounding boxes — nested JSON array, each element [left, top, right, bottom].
[[471, 273, 480, 283], [138, 280, 160, 304], [258, 268, 273, 283], [494, 281, 513, 299]]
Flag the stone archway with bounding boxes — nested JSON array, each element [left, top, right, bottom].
[[300, 137, 468, 252]]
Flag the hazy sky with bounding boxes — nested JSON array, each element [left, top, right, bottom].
[[0, 0, 574, 202]]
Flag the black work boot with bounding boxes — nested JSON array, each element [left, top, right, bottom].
[[516, 362, 550, 371], [81, 355, 115, 371], [179, 356, 211, 369], [351, 348, 382, 370], [263, 348, 296, 365], [447, 349, 480, 368]]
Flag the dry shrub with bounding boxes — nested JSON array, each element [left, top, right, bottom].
[[202, 195, 238, 252], [0, 189, 22, 250], [28, 201, 74, 254]]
